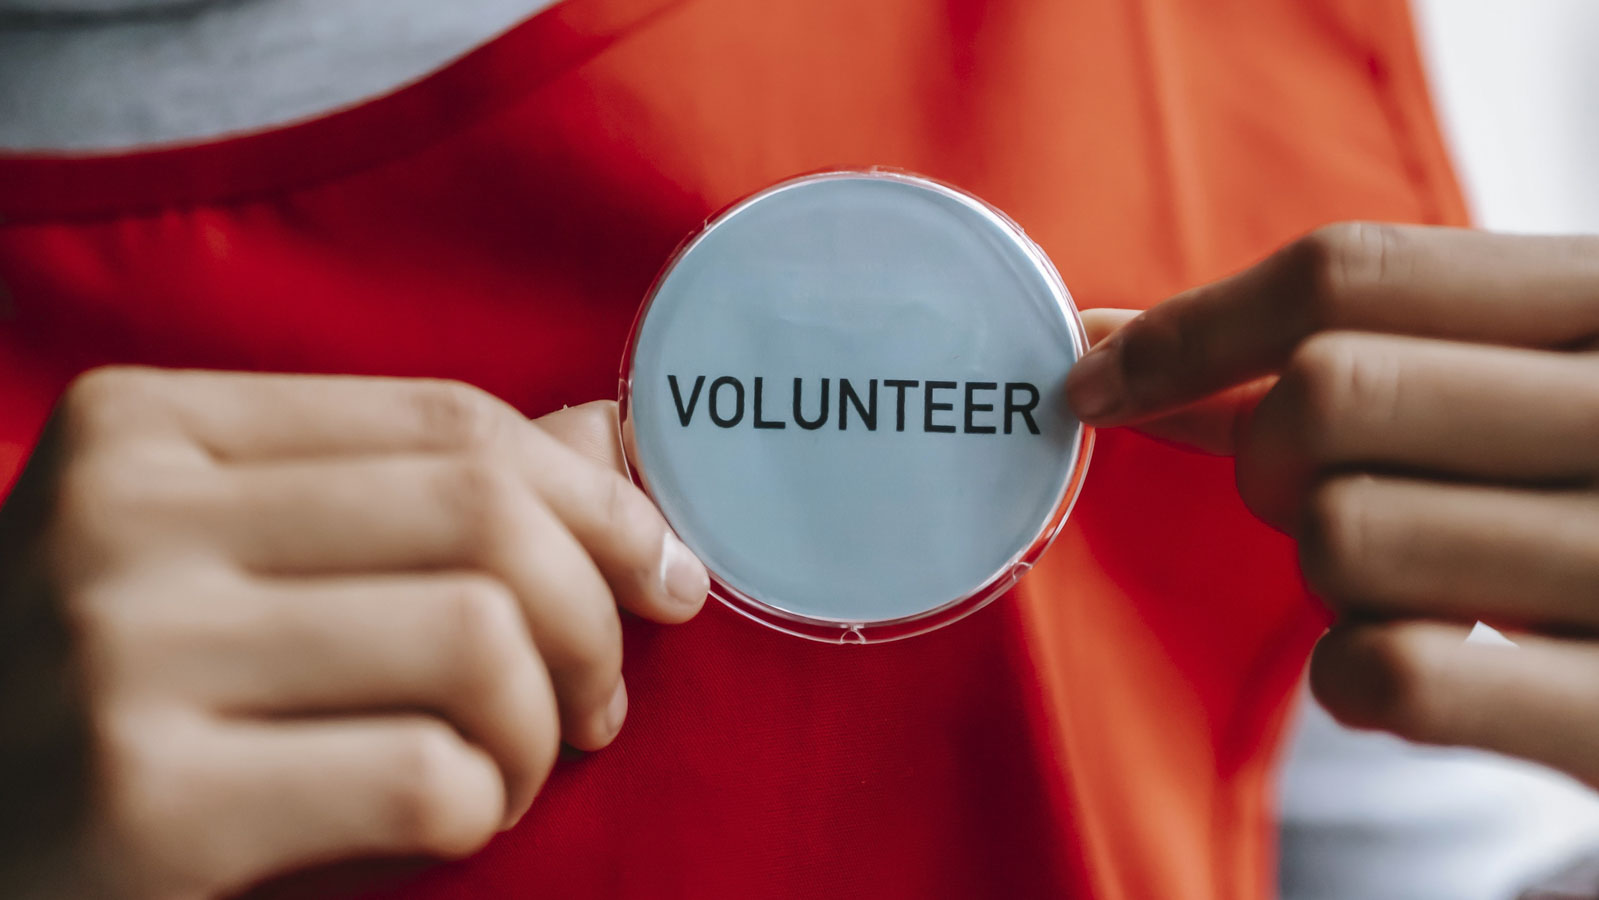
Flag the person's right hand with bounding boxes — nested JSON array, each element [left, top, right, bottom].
[[0, 368, 709, 899], [1063, 224, 1599, 791]]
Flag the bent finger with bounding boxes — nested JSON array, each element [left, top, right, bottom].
[[1297, 475, 1599, 630], [1311, 620, 1599, 789], [207, 717, 507, 887], [520, 410, 708, 624], [148, 574, 561, 822], [1067, 225, 1599, 424], [214, 455, 627, 751], [1237, 334, 1599, 525]]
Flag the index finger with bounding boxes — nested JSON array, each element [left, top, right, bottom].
[[1065, 224, 1599, 424]]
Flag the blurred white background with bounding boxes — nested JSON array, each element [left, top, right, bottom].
[[1419, 0, 1599, 234]]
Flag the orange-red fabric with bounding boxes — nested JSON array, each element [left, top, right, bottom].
[[0, 1, 1467, 897]]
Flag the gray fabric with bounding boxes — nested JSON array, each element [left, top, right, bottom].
[[0, 0, 559, 151], [0, 0, 199, 12], [1279, 677, 1599, 900]]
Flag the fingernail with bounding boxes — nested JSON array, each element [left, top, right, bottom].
[[1065, 345, 1123, 421], [605, 680, 629, 738], [660, 532, 709, 609]]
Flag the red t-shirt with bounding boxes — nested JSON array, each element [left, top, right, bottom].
[[0, 0, 1467, 896]]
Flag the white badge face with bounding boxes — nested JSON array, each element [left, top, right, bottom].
[[621, 170, 1091, 642]]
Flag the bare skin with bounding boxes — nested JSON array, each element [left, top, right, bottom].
[[0, 370, 708, 898], [1067, 223, 1599, 788], [8, 223, 1597, 895]]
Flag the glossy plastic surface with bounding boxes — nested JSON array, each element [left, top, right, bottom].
[[620, 170, 1091, 643]]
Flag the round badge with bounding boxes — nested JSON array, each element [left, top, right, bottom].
[[620, 170, 1091, 643]]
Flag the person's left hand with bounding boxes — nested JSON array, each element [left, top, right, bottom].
[[1065, 223, 1599, 786]]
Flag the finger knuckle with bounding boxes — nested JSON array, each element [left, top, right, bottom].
[[1299, 476, 1379, 606], [1295, 331, 1406, 451], [50, 461, 219, 590], [52, 457, 158, 555], [441, 453, 523, 546], [66, 585, 147, 686], [94, 711, 149, 812], [387, 724, 495, 857], [1281, 333, 1364, 454], [58, 367, 151, 439], [1295, 222, 1402, 326], [412, 381, 507, 452], [1233, 387, 1291, 521], [441, 578, 528, 695], [95, 709, 196, 837], [60, 366, 134, 425], [1312, 627, 1444, 741], [60, 368, 122, 422], [93, 713, 224, 897]]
